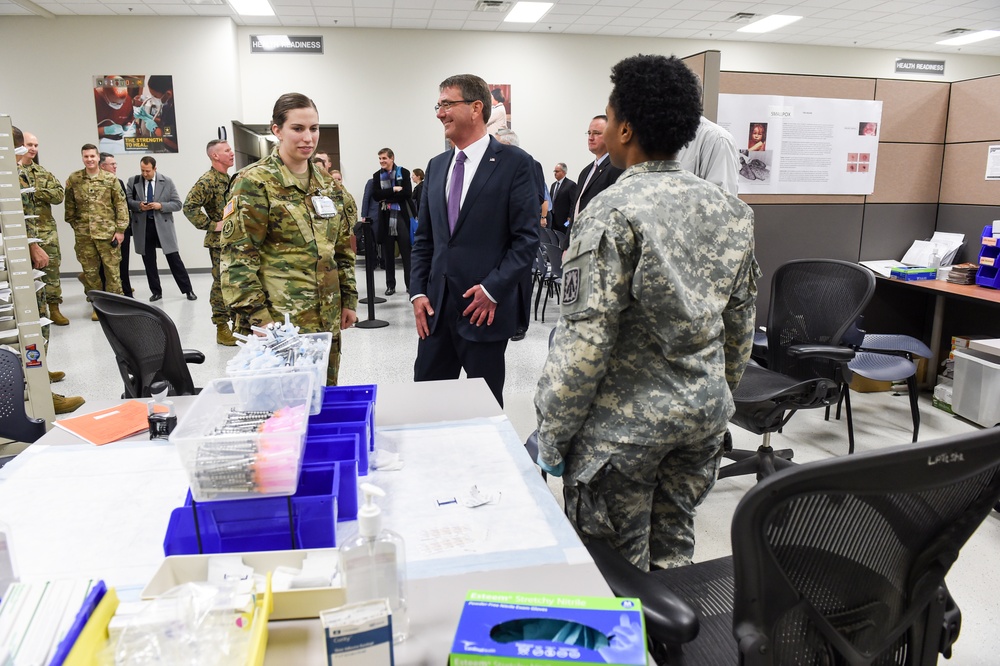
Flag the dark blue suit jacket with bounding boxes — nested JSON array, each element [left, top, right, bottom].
[[411, 135, 539, 342]]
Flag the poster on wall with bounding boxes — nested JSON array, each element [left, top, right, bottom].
[[717, 94, 883, 195], [486, 83, 511, 136], [93, 75, 178, 154]]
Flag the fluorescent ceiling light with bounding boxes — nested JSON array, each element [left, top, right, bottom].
[[737, 14, 802, 34], [229, 0, 273, 17], [936, 30, 1000, 46], [504, 2, 552, 23]]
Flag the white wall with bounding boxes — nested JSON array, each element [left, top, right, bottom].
[[2, 17, 998, 271]]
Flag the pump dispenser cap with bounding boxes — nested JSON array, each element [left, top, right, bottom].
[[150, 380, 169, 402], [358, 483, 386, 538]]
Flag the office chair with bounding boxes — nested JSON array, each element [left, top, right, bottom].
[[90, 290, 205, 398], [838, 323, 933, 443], [722, 260, 875, 480], [585, 426, 1000, 665], [0, 348, 47, 449], [534, 242, 564, 323]]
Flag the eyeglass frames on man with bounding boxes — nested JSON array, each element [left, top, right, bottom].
[[435, 99, 475, 111], [585, 131, 604, 137]]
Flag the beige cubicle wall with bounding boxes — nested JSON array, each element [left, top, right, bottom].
[[937, 73, 1000, 262], [719, 71, 949, 319]]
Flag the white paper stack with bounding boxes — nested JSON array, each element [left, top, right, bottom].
[[901, 232, 964, 267]]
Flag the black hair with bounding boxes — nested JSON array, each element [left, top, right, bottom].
[[440, 74, 491, 124], [491, 88, 505, 104], [147, 76, 171, 95], [12, 126, 23, 148], [608, 54, 702, 157], [140, 156, 157, 167]]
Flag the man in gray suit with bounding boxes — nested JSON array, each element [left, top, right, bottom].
[[126, 156, 195, 301]]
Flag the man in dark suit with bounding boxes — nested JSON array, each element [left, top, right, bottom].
[[569, 115, 624, 233], [549, 162, 577, 234], [410, 74, 539, 407]]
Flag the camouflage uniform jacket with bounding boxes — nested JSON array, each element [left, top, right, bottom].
[[183, 167, 230, 248], [21, 162, 63, 232], [534, 161, 760, 469], [18, 163, 38, 236], [64, 168, 129, 239], [220, 152, 358, 330]]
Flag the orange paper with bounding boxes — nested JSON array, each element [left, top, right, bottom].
[[53, 400, 158, 445]]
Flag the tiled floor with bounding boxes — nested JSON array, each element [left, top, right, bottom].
[[44, 264, 1000, 664]]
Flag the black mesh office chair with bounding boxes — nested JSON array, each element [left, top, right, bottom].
[[90, 291, 205, 398], [722, 260, 875, 480], [586, 426, 1000, 665], [0, 348, 46, 450]]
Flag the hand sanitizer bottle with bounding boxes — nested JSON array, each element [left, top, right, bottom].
[[147, 380, 177, 440], [340, 483, 409, 643]]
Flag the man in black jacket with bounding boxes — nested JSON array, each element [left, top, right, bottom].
[[371, 148, 412, 295]]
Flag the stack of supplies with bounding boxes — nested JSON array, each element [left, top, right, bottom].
[[947, 263, 978, 285]]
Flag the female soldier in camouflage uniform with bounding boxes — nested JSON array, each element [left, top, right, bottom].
[[220, 93, 358, 384]]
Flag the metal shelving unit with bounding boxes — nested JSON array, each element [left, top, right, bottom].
[[1, 115, 55, 426]]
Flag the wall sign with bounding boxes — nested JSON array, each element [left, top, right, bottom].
[[895, 58, 945, 75], [250, 35, 324, 54]]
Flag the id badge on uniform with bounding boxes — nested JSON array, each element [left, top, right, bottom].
[[311, 195, 338, 218]]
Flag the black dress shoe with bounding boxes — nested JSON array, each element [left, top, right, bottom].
[[186, 292, 198, 301], [511, 328, 527, 342], [385, 287, 395, 296], [149, 293, 162, 302]]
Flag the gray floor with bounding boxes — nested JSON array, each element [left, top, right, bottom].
[[44, 265, 1000, 663]]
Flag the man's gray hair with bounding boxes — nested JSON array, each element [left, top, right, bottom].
[[495, 127, 520, 147]]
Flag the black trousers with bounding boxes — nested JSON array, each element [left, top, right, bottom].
[[381, 219, 412, 291], [143, 218, 192, 296], [413, 289, 508, 407]]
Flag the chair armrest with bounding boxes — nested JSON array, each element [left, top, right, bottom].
[[183, 349, 206, 364], [787, 344, 855, 362], [583, 537, 700, 645]]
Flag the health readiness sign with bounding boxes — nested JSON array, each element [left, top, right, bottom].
[[251, 35, 324, 54]]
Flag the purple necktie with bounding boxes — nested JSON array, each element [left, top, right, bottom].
[[447, 151, 467, 234]]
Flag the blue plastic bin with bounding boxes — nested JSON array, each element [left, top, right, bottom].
[[302, 433, 360, 520], [322, 384, 377, 406], [163, 464, 340, 555], [308, 401, 374, 472]]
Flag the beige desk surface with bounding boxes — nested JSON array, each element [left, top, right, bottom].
[[0, 378, 614, 665]]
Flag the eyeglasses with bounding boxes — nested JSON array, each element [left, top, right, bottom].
[[435, 99, 475, 111], [585, 131, 603, 137]]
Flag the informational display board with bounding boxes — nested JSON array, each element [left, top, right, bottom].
[[718, 94, 883, 195]]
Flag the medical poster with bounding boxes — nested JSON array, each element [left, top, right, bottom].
[[717, 94, 883, 195], [93, 75, 178, 154], [486, 83, 511, 135]]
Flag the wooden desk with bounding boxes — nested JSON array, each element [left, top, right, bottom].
[[874, 277, 1000, 383]]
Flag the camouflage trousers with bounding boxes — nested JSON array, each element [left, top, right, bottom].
[[76, 233, 123, 296], [208, 247, 235, 327], [36, 224, 62, 304], [562, 432, 725, 572]]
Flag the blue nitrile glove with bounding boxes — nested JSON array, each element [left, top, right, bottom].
[[103, 124, 124, 137], [538, 457, 565, 477]]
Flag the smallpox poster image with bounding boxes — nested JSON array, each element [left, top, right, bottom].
[[93, 75, 178, 154]]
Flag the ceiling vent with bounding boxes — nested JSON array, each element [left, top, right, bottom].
[[475, 0, 511, 12], [186, 0, 225, 6], [939, 28, 973, 36], [727, 12, 757, 23]]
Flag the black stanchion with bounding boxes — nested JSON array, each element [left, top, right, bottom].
[[355, 223, 389, 329]]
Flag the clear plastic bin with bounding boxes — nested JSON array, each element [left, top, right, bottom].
[[228, 331, 332, 415], [171, 373, 314, 502]]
